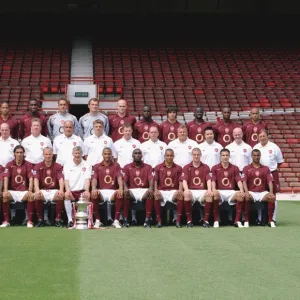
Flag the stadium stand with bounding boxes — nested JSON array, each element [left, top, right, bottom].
[[0, 39, 299, 194]]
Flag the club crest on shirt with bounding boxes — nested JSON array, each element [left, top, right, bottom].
[[170, 126, 174, 131], [253, 127, 258, 132], [188, 146, 192, 150], [197, 127, 202, 132], [144, 125, 148, 130], [106, 169, 110, 174], [243, 149, 247, 152], [17, 168, 22, 174], [136, 170, 140, 176], [255, 171, 260, 176], [160, 146, 163, 150], [61, 120, 65, 125], [82, 167, 86, 172], [40, 142, 44, 146], [269, 150, 272, 154], [10, 144, 14, 148], [195, 170, 199, 175], [120, 120, 124, 125], [132, 144, 136, 148], [215, 148, 219, 152], [224, 171, 228, 177], [167, 170, 171, 176], [73, 142, 77, 146], [104, 141, 107, 144], [225, 128, 229, 133], [46, 169, 51, 175]]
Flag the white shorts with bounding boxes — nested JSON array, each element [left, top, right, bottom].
[[219, 190, 237, 205], [160, 190, 177, 206], [41, 189, 58, 202], [129, 188, 148, 202], [249, 191, 269, 202], [99, 189, 115, 202], [8, 190, 28, 202], [190, 190, 207, 205]]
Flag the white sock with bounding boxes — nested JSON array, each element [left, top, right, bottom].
[[173, 209, 177, 220], [44, 207, 48, 221], [273, 201, 278, 222], [131, 210, 137, 221], [119, 212, 124, 221], [11, 209, 16, 218], [64, 200, 73, 222], [107, 202, 112, 220], [24, 209, 28, 220]]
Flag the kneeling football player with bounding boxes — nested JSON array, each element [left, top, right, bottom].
[[153, 149, 183, 228], [1, 145, 34, 228], [33, 147, 65, 227], [91, 148, 123, 228], [123, 149, 154, 228], [182, 148, 213, 228], [211, 149, 245, 228], [242, 149, 276, 228]]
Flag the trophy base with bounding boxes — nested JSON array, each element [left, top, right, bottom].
[[75, 224, 89, 230]]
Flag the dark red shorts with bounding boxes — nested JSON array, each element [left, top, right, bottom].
[[272, 170, 280, 194], [71, 190, 85, 201]]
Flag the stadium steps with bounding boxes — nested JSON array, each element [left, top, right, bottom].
[[71, 38, 93, 79]]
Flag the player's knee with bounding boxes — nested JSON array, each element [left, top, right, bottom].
[[205, 196, 212, 203], [183, 190, 192, 200]]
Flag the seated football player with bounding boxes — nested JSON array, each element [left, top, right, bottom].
[[153, 149, 183, 228], [63, 146, 91, 228], [242, 149, 276, 228], [123, 149, 154, 228], [182, 148, 213, 228], [1, 145, 34, 228], [90, 147, 123, 229], [211, 149, 245, 228], [33, 147, 64, 227]]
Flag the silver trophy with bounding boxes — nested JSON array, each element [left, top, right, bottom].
[[74, 193, 92, 230]]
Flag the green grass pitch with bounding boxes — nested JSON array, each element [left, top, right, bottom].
[[0, 201, 300, 300]]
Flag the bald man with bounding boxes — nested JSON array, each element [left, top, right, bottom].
[[242, 108, 268, 148], [226, 128, 252, 172], [109, 99, 137, 142]]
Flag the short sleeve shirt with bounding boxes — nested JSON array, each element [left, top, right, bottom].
[[154, 162, 182, 190], [33, 162, 63, 189], [211, 163, 241, 190], [187, 120, 211, 143], [92, 161, 121, 189], [242, 164, 273, 192], [181, 162, 211, 190], [123, 162, 153, 189], [4, 160, 33, 191]]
